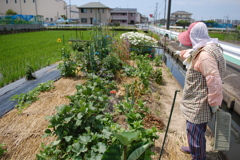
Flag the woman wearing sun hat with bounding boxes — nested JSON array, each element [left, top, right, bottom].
[[176, 22, 226, 159]]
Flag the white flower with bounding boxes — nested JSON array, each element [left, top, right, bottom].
[[120, 32, 157, 47]]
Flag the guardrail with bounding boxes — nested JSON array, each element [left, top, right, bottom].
[[148, 25, 240, 66], [56, 24, 94, 27]]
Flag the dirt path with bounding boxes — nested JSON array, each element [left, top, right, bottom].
[[150, 63, 219, 160]]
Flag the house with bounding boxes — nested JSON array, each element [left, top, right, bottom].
[[170, 11, 194, 24], [111, 8, 141, 25], [77, 2, 112, 25], [0, 0, 68, 22], [141, 15, 148, 24]]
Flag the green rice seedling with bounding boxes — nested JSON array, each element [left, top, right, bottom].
[[0, 31, 90, 87]]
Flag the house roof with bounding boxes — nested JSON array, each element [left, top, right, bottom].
[[77, 2, 110, 9], [171, 11, 192, 15]]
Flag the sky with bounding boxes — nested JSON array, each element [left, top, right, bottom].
[[66, 0, 240, 21]]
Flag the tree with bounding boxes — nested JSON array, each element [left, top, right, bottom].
[[237, 25, 240, 40], [176, 20, 190, 29], [6, 9, 17, 15], [205, 20, 215, 23], [61, 15, 67, 20]]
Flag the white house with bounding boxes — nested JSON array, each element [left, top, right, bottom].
[[0, 0, 68, 22]]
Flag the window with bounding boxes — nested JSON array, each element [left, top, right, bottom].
[[90, 9, 92, 13], [24, 0, 26, 3], [102, 9, 104, 13], [81, 9, 87, 13], [50, 18, 53, 22], [15, 0, 17, 3], [33, 0, 35, 2], [131, 13, 135, 16], [81, 18, 87, 23], [6, 0, 8, 4]]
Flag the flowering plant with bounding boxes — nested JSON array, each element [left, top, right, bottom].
[[120, 32, 158, 47], [120, 32, 157, 56]]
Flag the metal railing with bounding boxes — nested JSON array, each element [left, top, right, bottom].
[[148, 25, 240, 66]]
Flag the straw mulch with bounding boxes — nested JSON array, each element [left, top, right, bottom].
[[0, 77, 86, 160], [0, 63, 219, 160]]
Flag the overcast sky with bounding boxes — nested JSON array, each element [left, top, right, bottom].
[[66, 0, 240, 21]]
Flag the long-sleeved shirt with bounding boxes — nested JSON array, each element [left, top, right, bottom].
[[179, 45, 224, 107]]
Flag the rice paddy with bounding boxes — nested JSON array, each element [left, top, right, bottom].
[[0, 30, 91, 87]]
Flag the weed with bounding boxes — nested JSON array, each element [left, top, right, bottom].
[[0, 143, 7, 157]]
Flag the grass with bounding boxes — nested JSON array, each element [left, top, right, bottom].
[[209, 31, 238, 41], [0, 30, 91, 87], [0, 29, 131, 88]]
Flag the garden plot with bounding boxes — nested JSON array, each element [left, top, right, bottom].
[[0, 28, 219, 160]]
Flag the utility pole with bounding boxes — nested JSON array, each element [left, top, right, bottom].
[[164, 0, 166, 26], [35, 0, 38, 15], [69, 0, 71, 20], [154, 3, 158, 25], [19, 0, 22, 14], [166, 0, 172, 30]]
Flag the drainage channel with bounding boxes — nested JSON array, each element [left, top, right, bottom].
[[158, 49, 240, 160]]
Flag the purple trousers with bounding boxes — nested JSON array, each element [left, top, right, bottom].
[[186, 120, 207, 160]]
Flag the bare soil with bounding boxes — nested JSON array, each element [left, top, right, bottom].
[[0, 63, 219, 160]]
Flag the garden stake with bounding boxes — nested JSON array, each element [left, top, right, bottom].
[[159, 90, 180, 160]]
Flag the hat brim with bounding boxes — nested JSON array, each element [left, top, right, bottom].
[[178, 31, 192, 47]]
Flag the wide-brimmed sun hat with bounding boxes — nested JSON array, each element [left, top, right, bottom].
[[178, 22, 200, 47]]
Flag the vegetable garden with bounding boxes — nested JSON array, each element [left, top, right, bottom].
[[36, 27, 166, 160], [0, 27, 219, 160], [1, 26, 166, 159]]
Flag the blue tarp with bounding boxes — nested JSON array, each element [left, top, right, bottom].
[[12, 14, 34, 21], [204, 22, 233, 28], [55, 18, 72, 23]]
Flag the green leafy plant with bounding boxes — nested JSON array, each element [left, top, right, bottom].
[[10, 80, 54, 110], [101, 53, 123, 75], [71, 41, 89, 52], [0, 143, 7, 157], [58, 47, 78, 77], [152, 68, 164, 85], [154, 55, 163, 67], [122, 65, 138, 77], [36, 80, 55, 92], [11, 91, 38, 110], [25, 64, 36, 80], [136, 55, 153, 90], [102, 131, 153, 160], [120, 32, 158, 56], [37, 76, 118, 160]]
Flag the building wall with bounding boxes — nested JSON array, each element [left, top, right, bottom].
[[78, 8, 111, 25], [111, 8, 141, 25], [66, 5, 79, 21], [0, 0, 67, 22]]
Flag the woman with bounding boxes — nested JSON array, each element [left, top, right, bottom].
[[176, 22, 226, 160]]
